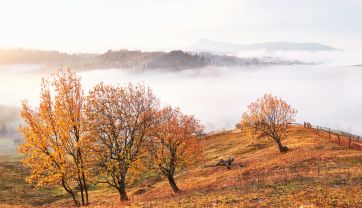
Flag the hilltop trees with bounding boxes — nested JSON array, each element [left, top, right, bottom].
[[16, 67, 305, 206], [241, 94, 297, 153], [84, 83, 159, 201], [149, 107, 204, 193], [18, 69, 206, 204], [18, 70, 91, 206], [146, 50, 207, 69]]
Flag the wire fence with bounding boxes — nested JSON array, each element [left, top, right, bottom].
[[300, 122, 362, 150]]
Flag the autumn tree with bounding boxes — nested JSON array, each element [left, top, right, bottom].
[[241, 94, 297, 153], [84, 83, 159, 201], [149, 106, 204, 193], [18, 69, 91, 206]]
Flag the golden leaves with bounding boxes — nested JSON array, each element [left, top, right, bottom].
[[18, 69, 90, 206], [241, 94, 297, 152], [150, 106, 205, 175], [18, 68, 205, 202]]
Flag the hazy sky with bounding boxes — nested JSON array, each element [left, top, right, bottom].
[[0, 0, 361, 52]]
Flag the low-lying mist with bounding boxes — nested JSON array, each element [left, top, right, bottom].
[[77, 65, 362, 134], [0, 50, 362, 135], [235, 49, 362, 66]]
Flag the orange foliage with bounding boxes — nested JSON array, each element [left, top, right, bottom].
[[18, 69, 90, 206], [242, 94, 297, 152], [84, 82, 159, 201], [149, 106, 204, 193], [17, 69, 206, 205]]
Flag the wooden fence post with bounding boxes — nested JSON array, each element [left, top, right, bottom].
[[349, 135, 352, 149], [328, 128, 331, 140], [338, 135, 340, 145]]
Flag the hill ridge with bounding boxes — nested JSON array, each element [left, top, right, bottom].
[[1, 126, 355, 207]]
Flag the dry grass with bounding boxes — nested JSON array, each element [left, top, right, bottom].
[[0, 156, 70, 207], [0, 138, 69, 208], [1, 126, 361, 207]]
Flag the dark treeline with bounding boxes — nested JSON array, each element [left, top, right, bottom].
[[0, 48, 301, 71]]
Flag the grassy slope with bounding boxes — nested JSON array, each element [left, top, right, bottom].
[[0, 139, 69, 207], [122, 126, 362, 208], [1, 126, 362, 207]]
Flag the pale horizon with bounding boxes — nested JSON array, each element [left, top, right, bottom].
[[1, 0, 362, 53]]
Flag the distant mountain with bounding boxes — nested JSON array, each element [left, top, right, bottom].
[[188, 39, 338, 53]]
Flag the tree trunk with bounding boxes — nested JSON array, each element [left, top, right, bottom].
[[78, 176, 85, 206], [70, 191, 80, 207], [118, 177, 129, 201], [76, 146, 87, 206], [82, 172, 89, 205], [62, 179, 80, 207], [167, 174, 181, 193], [85, 184, 89, 205], [274, 138, 288, 153]]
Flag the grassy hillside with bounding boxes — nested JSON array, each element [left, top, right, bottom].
[[0, 158, 71, 207], [1, 126, 361, 207], [0, 138, 70, 207]]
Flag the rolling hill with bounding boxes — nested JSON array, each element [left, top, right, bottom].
[[0, 49, 93, 65], [0, 125, 361, 207], [0, 48, 311, 72]]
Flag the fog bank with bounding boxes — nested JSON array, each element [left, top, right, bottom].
[[79, 65, 362, 134], [0, 63, 362, 135]]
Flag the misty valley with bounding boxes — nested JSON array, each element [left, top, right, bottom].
[[1, 61, 362, 140], [1, 1, 362, 205]]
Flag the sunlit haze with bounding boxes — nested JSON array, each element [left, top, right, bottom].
[[1, 1, 362, 207], [1, 0, 362, 52]]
